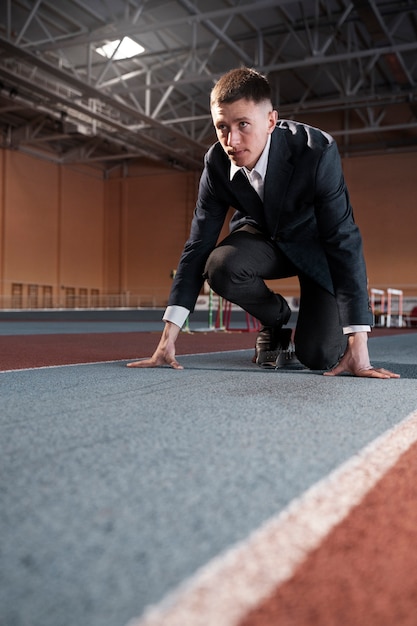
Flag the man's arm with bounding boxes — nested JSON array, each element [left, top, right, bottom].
[[168, 152, 230, 311], [313, 146, 399, 377], [314, 142, 372, 327]]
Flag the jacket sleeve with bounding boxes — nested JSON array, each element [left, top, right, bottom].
[[314, 141, 373, 326], [168, 157, 230, 311]]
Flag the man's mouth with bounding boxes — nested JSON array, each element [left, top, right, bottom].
[[228, 150, 244, 158]]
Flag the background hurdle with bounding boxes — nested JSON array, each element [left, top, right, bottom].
[[216, 299, 261, 332], [190, 289, 224, 332], [386, 288, 404, 328], [370, 288, 386, 327], [370, 287, 405, 328]]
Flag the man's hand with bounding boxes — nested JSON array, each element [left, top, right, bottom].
[[324, 331, 400, 378], [127, 321, 183, 370]]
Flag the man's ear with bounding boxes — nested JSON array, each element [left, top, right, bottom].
[[268, 109, 278, 132]]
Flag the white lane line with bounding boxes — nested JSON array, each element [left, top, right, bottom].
[[0, 359, 127, 373], [127, 408, 417, 626]]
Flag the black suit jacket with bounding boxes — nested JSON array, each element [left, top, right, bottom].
[[169, 120, 373, 327]]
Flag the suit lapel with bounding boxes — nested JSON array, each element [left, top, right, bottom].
[[263, 129, 294, 237]]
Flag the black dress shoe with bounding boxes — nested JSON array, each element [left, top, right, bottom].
[[255, 326, 292, 367], [255, 327, 305, 369], [274, 340, 304, 369]]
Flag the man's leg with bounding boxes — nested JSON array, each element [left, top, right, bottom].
[[204, 226, 293, 326], [295, 273, 347, 370]]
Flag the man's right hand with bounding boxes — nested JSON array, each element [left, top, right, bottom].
[[126, 321, 183, 369]]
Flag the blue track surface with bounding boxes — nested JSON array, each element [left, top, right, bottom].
[[1, 331, 416, 626]]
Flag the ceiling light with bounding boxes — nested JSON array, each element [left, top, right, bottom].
[[96, 37, 144, 60]]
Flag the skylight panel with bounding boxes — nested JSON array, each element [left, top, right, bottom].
[[96, 37, 144, 60]]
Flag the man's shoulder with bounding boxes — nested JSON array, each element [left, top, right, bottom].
[[274, 119, 335, 151]]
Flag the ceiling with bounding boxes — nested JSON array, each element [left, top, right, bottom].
[[0, 0, 416, 174]]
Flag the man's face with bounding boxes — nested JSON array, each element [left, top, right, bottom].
[[211, 98, 277, 170]]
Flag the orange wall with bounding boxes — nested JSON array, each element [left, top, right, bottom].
[[123, 170, 196, 305], [343, 152, 417, 295], [3, 151, 59, 286], [59, 167, 104, 290], [103, 178, 123, 296], [0, 149, 4, 292], [102, 168, 197, 306], [0, 151, 103, 307], [0, 147, 417, 309]]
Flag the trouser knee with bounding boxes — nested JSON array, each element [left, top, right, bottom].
[[295, 339, 346, 370], [204, 250, 235, 299]]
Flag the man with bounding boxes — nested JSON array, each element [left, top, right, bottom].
[[128, 67, 398, 379]]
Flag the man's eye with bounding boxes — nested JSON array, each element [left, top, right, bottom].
[[240, 121, 248, 128]]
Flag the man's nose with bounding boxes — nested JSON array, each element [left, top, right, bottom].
[[227, 128, 240, 146]]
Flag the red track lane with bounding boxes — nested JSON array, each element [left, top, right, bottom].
[[239, 440, 417, 626], [0, 327, 410, 371], [0, 330, 257, 371]]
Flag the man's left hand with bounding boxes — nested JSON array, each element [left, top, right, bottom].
[[324, 331, 400, 378]]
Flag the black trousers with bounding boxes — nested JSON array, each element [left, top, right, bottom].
[[204, 226, 347, 370]]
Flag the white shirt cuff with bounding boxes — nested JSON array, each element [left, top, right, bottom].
[[163, 305, 190, 328], [343, 325, 371, 334]]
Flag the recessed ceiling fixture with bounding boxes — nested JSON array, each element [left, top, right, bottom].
[[96, 36, 145, 60]]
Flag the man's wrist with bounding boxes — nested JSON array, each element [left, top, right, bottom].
[[163, 305, 190, 328], [343, 325, 371, 334]]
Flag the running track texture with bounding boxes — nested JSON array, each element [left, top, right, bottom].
[[1, 315, 417, 626]]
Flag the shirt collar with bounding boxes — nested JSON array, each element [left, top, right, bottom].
[[229, 134, 271, 182]]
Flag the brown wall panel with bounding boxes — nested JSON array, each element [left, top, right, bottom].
[[343, 152, 417, 296], [3, 151, 59, 287], [103, 178, 123, 296], [0, 146, 416, 310], [0, 149, 4, 294], [122, 171, 196, 306], [59, 168, 104, 294]]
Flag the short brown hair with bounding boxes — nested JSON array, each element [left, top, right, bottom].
[[210, 67, 272, 107]]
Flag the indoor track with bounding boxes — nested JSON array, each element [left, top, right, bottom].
[[1, 315, 416, 626]]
